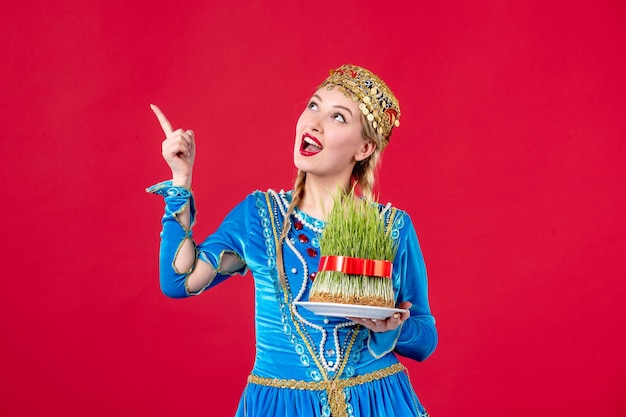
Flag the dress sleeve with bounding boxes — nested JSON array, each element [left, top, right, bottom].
[[147, 180, 249, 298], [195, 196, 252, 288], [367, 211, 438, 362]]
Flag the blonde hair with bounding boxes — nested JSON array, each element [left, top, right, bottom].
[[353, 113, 387, 200], [276, 170, 307, 287], [275, 113, 388, 287]]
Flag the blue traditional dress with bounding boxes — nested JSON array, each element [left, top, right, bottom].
[[148, 182, 437, 417]]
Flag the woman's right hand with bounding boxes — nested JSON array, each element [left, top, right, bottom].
[[151, 104, 196, 188]]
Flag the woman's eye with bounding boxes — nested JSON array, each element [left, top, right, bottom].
[[333, 113, 346, 123], [308, 101, 318, 110]]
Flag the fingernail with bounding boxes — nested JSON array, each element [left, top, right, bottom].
[[393, 313, 400, 319]]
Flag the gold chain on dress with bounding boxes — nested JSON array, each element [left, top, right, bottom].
[[265, 193, 336, 377], [248, 363, 407, 417], [264, 192, 361, 415]]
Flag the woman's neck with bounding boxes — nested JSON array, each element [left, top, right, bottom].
[[298, 176, 351, 220]]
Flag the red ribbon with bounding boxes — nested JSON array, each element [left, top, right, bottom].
[[317, 256, 393, 279]]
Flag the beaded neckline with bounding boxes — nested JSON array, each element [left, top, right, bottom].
[[293, 207, 325, 233]]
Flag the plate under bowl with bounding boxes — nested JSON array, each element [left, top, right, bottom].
[[293, 301, 407, 320]]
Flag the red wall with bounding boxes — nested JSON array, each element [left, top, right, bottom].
[[1, 1, 625, 416]]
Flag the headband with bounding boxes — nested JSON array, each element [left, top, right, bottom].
[[318, 64, 401, 140]]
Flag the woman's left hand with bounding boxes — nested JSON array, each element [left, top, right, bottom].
[[348, 301, 412, 333]]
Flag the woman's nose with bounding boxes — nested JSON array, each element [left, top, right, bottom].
[[307, 115, 323, 132]]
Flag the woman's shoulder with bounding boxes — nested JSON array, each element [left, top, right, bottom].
[[239, 189, 292, 202], [371, 200, 416, 241], [372, 200, 410, 220], [241, 189, 293, 217]]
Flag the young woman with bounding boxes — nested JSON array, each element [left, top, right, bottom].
[[148, 64, 437, 417]]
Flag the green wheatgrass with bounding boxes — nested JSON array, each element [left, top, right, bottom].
[[309, 190, 397, 307]]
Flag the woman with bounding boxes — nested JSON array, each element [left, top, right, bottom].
[[148, 64, 437, 417]]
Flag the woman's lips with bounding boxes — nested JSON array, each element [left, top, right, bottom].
[[300, 133, 323, 156]]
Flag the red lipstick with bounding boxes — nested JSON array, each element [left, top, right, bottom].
[[299, 133, 323, 156]]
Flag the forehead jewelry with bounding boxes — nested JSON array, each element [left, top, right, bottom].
[[318, 64, 401, 140]]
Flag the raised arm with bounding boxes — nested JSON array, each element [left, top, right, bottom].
[[149, 105, 240, 296]]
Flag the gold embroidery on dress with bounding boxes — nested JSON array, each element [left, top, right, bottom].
[[248, 363, 407, 417]]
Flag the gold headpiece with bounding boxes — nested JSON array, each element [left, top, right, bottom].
[[319, 64, 401, 140]]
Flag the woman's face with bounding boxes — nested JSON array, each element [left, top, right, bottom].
[[294, 87, 374, 180]]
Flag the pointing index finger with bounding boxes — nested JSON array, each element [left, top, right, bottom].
[[150, 104, 174, 135]]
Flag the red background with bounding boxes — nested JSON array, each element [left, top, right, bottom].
[[1, 1, 625, 416]]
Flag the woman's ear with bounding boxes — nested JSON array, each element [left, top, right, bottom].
[[354, 140, 377, 162]]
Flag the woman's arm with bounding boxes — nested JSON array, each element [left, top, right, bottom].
[[392, 214, 438, 361], [149, 105, 243, 297], [353, 212, 438, 361]]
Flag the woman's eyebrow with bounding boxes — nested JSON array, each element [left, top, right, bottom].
[[313, 94, 353, 116], [334, 105, 353, 116]]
